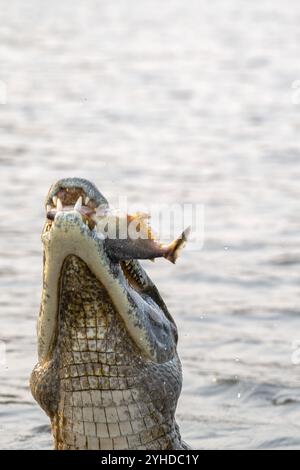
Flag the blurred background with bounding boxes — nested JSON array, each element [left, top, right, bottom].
[[1, 0, 300, 449]]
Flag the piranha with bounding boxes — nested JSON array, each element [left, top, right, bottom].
[[46, 183, 191, 265]]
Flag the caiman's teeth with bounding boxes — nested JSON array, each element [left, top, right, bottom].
[[123, 260, 147, 288], [46, 204, 51, 213], [85, 196, 90, 205], [57, 198, 63, 212], [74, 196, 82, 212], [52, 196, 57, 206]]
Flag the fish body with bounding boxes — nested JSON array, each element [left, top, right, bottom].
[[47, 203, 191, 264], [94, 212, 191, 264]]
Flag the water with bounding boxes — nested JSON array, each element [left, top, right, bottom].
[[1, 0, 300, 450]]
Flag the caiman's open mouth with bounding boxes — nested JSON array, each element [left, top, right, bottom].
[[38, 178, 178, 366]]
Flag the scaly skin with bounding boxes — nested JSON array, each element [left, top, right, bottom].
[[30, 178, 188, 450]]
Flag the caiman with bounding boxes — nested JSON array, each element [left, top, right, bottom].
[[30, 177, 189, 450]]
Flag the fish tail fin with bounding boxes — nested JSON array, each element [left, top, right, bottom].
[[164, 226, 191, 264]]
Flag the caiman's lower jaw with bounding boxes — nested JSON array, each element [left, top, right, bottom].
[[38, 188, 178, 367]]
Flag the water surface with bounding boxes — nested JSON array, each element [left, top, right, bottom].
[[1, 0, 300, 449]]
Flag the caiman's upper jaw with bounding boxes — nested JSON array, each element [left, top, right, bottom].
[[39, 178, 178, 367], [45, 177, 109, 231], [46, 177, 109, 210]]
